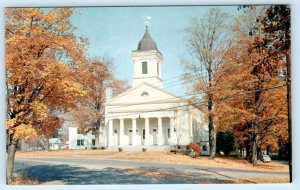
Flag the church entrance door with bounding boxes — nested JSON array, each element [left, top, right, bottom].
[[152, 127, 157, 145], [113, 129, 118, 145], [128, 128, 132, 145], [142, 129, 145, 145]]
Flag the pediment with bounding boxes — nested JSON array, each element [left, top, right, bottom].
[[106, 82, 186, 106]]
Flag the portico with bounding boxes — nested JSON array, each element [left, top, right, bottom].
[[107, 117, 176, 146]]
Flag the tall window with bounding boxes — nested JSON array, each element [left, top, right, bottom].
[[77, 139, 84, 146], [142, 61, 148, 74], [157, 62, 159, 75]]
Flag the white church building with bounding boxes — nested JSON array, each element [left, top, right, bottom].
[[69, 26, 209, 154]]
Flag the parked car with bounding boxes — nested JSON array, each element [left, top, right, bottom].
[[260, 154, 272, 163]]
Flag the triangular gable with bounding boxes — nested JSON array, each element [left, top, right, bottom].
[[106, 82, 187, 105], [49, 138, 62, 144]]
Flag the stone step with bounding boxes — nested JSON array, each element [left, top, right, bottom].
[[106, 145, 171, 151]]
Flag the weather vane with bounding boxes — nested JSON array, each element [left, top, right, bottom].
[[143, 16, 152, 27]]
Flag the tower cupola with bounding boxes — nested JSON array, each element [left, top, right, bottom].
[[137, 26, 158, 51], [131, 26, 163, 87]]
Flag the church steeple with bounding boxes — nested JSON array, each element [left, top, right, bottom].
[[137, 26, 158, 51], [131, 26, 163, 88]]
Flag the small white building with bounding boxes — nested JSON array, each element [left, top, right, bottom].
[[49, 138, 63, 150], [69, 126, 95, 149], [69, 26, 209, 154]]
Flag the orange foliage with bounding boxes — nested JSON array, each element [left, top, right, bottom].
[[187, 143, 201, 157], [72, 58, 129, 148], [5, 8, 87, 141], [212, 36, 288, 152]]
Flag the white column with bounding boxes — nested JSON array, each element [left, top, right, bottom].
[[170, 117, 175, 145], [108, 119, 113, 146], [145, 117, 150, 145], [158, 117, 163, 145], [119, 118, 124, 146], [132, 118, 137, 145]]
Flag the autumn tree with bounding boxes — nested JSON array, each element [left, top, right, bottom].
[[213, 40, 287, 164], [109, 78, 130, 97], [212, 5, 289, 164], [183, 8, 233, 159], [253, 5, 291, 166], [74, 58, 111, 149], [5, 8, 87, 181], [73, 57, 130, 149]]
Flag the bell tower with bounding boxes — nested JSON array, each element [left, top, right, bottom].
[[131, 26, 163, 88]]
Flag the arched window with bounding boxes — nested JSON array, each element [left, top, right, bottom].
[[141, 92, 149, 96]]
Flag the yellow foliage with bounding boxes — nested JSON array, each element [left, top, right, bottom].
[[6, 118, 17, 130], [5, 8, 88, 141], [13, 124, 38, 141]]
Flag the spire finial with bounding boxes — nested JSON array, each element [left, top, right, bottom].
[[143, 16, 151, 28]]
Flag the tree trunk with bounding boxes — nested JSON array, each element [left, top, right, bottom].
[[7, 135, 18, 182], [250, 120, 259, 165], [209, 123, 216, 160], [250, 78, 262, 165], [244, 143, 248, 160], [208, 95, 216, 159], [45, 138, 49, 151], [251, 135, 258, 165], [207, 69, 216, 160], [95, 127, 100, 149], [247, 140, 253, 162], [266, 145, 270, 155]]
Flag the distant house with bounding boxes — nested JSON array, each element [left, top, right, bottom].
[[49, 138, 63, 150], [69, 128, 95, 149]]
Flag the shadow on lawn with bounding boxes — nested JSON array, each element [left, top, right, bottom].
[[13, 163, 234, 184]]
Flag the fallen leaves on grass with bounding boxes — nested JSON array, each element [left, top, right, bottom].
[[8, 170, 40, 185], [235, 177, 290, 184], [124, 168, 236, 184], [16, 150, 289, 173], [8, 176, 40, 185]]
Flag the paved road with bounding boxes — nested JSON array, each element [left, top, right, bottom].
[[14, 157, 289, 184]]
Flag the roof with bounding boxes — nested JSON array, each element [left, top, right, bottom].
[[106, 82, 188, 105], [49, 138, 62, 144], [137, 26, 158, 51]]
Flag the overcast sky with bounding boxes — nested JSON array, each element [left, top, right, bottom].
[[71, 6, 240, 96]]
